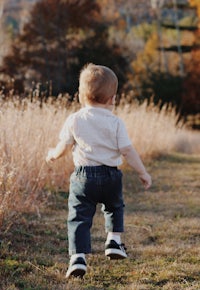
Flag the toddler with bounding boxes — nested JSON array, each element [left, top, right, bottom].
[[46, 63, 152, 278]]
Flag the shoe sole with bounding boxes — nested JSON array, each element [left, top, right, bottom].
[[105, 248, 127, 259], [66, 264, 87, 279]]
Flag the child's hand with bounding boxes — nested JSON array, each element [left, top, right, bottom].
[[46, 148, 56, 163], [139, 172, 152, 190]]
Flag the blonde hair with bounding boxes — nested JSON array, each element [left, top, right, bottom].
[[79, 63, 118, 104]]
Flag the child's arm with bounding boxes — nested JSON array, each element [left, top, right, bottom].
[[120, 145, 152, 189], [46, 140, 69, 163]]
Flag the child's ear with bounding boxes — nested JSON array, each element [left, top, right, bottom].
[[111, 95, 116, 105]]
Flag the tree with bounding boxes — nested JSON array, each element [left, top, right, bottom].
[[128, 0, 199, 121], [0, 0, 128, 96], [181, 0, 200, 120], [131, 32, 183, 109]]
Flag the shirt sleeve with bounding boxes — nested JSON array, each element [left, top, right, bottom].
[[59, 114, 75, 145], [117, 118, 132, 149]]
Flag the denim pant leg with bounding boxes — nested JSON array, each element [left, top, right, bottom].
[[67, 166, 124, 255], [101, 169, 124, 233], [68, 172, 96, 255]]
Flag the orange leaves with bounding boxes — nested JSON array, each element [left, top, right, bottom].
[[189, 0, 200, 27], [132, 33, 159, 76], [189, 0, 200, 17]]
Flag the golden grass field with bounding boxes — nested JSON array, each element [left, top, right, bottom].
[[0, 96, 200, 289]]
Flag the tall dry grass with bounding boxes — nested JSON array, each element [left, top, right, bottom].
[[116, 101, 200, 157], [0, 96, 200, 225]]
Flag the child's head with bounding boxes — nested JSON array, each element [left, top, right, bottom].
[[79, 63, 118, 105]]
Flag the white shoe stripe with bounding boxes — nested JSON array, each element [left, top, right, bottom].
[[66, 264, 87, 278], [105, 248, 127, 258]]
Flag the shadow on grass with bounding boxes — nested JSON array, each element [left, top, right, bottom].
[[156, 152, 200, 164]]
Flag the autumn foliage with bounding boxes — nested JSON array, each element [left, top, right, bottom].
[[181, 0, 200, 117]]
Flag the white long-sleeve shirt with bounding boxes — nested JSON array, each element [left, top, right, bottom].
[[59, 106, 132, 167]]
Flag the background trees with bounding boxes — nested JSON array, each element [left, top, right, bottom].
[[0, 0, 128, 96], [181, 0, 200, 121], [129, 0, 199, 123]]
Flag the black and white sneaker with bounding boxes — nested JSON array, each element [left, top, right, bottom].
[[105, 240, 127, 259], [66, 257, 87, 279]]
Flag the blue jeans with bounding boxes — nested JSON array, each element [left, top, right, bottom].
[[68, 165, 124, 255]]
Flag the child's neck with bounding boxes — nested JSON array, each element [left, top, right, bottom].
[[85, 101, 114, 111]]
